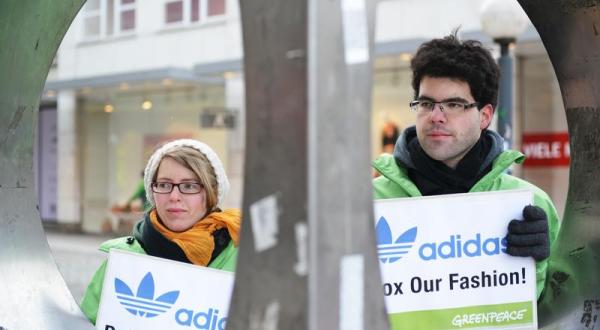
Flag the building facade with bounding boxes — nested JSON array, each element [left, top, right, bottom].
[[40, 0, 568, 233]]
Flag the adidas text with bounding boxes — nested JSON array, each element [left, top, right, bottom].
[[419, 234, 508, 261], [175, 307, 227, 330]]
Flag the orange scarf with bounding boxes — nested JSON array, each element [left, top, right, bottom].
[[149, 208, 241, 266]]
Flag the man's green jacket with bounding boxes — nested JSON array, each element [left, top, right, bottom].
[[79, 236, 237, 324], [373, 150, 560, 299]]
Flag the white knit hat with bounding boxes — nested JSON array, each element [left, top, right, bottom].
[[143, 139, 230, 208]]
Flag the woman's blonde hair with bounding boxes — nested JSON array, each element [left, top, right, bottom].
[[154, 146, 219, 212], [144, 139, 229, 209]]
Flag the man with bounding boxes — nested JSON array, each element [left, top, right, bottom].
[[372, 33, 560, 299]]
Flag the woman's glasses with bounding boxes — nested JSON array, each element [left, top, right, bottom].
[[151, 182, 203, 194]]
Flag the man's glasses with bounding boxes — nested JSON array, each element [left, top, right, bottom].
[[409, 100, 479, 114], [151, 182, 203, 194]]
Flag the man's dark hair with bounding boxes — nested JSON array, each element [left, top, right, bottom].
[[410, 32, 500, 109]]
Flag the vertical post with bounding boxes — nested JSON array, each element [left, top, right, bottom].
[[224, 75, 245, 209], [230, 0, 388, 329], [57, 89, 81, 226], [227, 0, 309, 328], [307, 0, 388, 328], [496, 38, 514, 151]]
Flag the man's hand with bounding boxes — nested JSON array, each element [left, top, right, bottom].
[[506, 205, 550, 261]]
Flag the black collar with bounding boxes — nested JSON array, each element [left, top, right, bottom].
[[406, 134, 492, 196], [133, 214, 191, 263], [132, 213, 232, 265]]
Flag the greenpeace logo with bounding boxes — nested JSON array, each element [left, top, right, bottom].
[[114, 272, 180, 318], [375, 216, 417, 264]]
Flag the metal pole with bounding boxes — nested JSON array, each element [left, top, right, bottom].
[[226, 0, 309, 328], [496, 38, 514, 151], [307, 0, 388, 328], [229, 0, 388, 329]]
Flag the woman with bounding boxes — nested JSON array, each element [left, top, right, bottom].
[[80, 139, 241, 324]]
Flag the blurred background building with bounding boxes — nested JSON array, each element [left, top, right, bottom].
[[38, 0, 568, 234]]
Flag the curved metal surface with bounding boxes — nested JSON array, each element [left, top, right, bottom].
[[518, 1, 600, 329], [0, 1, 93, 329]]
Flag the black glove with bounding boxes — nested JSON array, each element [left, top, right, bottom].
[[506, 205, 550, 261]]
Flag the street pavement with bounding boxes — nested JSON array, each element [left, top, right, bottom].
[[45, 230, 118, 304]]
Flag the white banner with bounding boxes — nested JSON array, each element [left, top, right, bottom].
[[96, 250, 233, 330], [375, 190, 537, 330]]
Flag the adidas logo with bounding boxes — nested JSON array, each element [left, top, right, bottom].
[[114, 272, 180, 318], [376, 216, 417, 264]]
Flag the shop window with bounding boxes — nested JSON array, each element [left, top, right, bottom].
[[164, 0, 226, 27], [82, 0, 136, 40]]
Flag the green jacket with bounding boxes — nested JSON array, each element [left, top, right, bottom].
[[373, 150, 560, 299], [80, 236, 238, 324]]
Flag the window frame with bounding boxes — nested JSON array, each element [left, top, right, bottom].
[[82, 0, 104, 40], [81, 0, 137, 41], [115, 0, 137, 35], [163, 0, 227, 29], [164, 0, 188, 27]]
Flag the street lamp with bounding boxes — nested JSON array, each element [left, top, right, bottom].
[[480, 0, 529, 150]]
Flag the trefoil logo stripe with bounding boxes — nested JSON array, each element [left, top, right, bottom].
[[113, 272, 180, 318], [118, 301, 168, 313], [378, 251, 409, 257], [116, 294, 173, 308], [377, 245, 413, 250], [375, 216, 417, 264]]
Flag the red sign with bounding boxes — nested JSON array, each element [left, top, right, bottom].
[[521, 132, 570, 167]]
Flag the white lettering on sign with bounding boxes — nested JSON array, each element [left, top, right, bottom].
[[451, 309, 528, 328], [521, 132, 570, 167], [522, 141, 564, 159]]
